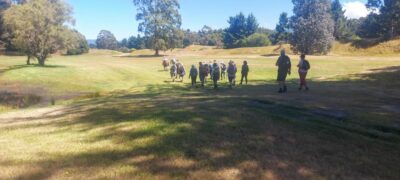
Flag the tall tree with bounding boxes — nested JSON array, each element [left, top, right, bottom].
[[133, 0, 182, 56], [96, 30, 118, 50], [3, 0, 74, 66], [272, 12, 290, 44], [0, 0, 27, 48], [290, 0, 334, 54], [331, 0, 349, 41], [223, 12, 259, 48], [366, 0, 400, 38], [245, 14, 259, 36]]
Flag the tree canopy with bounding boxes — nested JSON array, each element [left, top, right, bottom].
[[96, 30, 118, 50], [3, 0, 74, 66], [223, 13, 260, 49], [290, 0, 334, 54], [133, 0, 182, 56]]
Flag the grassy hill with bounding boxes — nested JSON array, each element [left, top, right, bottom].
[[0, 47, 400, 179]]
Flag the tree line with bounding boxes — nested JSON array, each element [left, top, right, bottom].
[[0, 0, 399, 66]]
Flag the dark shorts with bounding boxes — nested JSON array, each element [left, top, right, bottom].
[[277, 70, 288, 81]]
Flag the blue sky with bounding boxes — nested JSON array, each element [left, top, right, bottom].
[[67, 0, 368, 40]]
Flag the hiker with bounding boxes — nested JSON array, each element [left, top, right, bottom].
[[177, 62, 186, 81], [276, 49, 291, 93], [199, 62, 207, 87], [220, 62, 227, 80], [212, 61, 221, 89], [204, 62, 210, 82], [189, 65, 198, 87], [297, 54, 310, 91], [170, 62, 177, 82], [208, 61, 213, 80], [240, 60, 249, 85], [162, 58, 169, 71], [227, 60, 237, 88]]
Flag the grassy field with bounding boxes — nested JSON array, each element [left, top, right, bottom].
[[0, 46, 400, 179]]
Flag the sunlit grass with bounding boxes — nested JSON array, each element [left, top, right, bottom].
[[0, 47, 400, 179]]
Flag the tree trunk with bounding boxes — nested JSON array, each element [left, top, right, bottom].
[[26, 56, 31, 65], [155, 49, 159, 56], [38, 57, 45, 66]]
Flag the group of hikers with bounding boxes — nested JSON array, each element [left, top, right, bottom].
[[162, 49, 310, 93]]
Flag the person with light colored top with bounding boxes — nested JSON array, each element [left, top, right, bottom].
[[297, 54, 311, 91]]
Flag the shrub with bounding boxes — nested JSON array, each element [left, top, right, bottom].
[[245, 33, 271, 47]]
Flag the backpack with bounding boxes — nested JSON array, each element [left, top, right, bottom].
[[221, 64, 227, 71], [303, 60, 310, 70]]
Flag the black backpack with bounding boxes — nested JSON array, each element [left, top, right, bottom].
[[303, 60, 310, 70]]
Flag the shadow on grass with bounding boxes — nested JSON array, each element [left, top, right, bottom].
[[3, 66, 400, 179], [0, 64, 66, 74]]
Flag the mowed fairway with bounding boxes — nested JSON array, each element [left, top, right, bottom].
[[0, 48, 400, 179]]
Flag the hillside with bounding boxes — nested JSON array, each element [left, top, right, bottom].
[[125, 39, 400, 58]]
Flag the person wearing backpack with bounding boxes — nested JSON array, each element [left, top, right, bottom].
[[212, 62, 221, 89], [189, 64, 198, 87], [276, 49, 291, 93], [227, 60, 237, 89], [170, 62, 177, 82], [240, 60, 249, 85], [297, 54, 310, 91]]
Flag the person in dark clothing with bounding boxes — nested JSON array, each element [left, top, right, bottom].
[[297, 54, 310, 91], [189, 65, 198, 87], [199, 62, 207, 87], [276, 49, 291, 93], [240, 60, 249, 85], [227, 60, 237, 89]]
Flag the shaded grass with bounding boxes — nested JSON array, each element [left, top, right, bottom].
[[0, 50, 400, 179]]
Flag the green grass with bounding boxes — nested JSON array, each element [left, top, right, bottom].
[[0, 48, 400, 179]]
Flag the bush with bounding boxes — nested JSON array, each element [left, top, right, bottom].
[[118, 47, 133, 53], [244, 33, 271, 47]]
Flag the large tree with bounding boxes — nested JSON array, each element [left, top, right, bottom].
[[0, 0, 27, 48], [223, 13, 259, 49], [3, 0, 74, 66], [290, 0, 334, 54], [133, 0, 182, 56], [96, 30, 118, 50], [272, 12, 291, 44], [331, 0, 350, 41], [366, 0, 400, 39]]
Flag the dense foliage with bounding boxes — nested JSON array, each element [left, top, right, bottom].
[[223, 13, 261, 48], [133, 0, 182, 56], [66, 30, 89, 55], [3, 0, 74, 66], [290, 0, 335, 54], [96, 30, 118, 50]]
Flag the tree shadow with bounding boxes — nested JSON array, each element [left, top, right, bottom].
[[2, 66, 400, 179]]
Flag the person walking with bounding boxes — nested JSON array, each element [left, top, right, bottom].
[[297, 54, 310, 91], [220, 62, 227, 80], [240, 60, 249, 85], [199, 62, 207, 87], [212, 62, 220, 89], [189, 65, 198, 87], [276, 49, 291, 93], [227, 60, 237, 89]]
